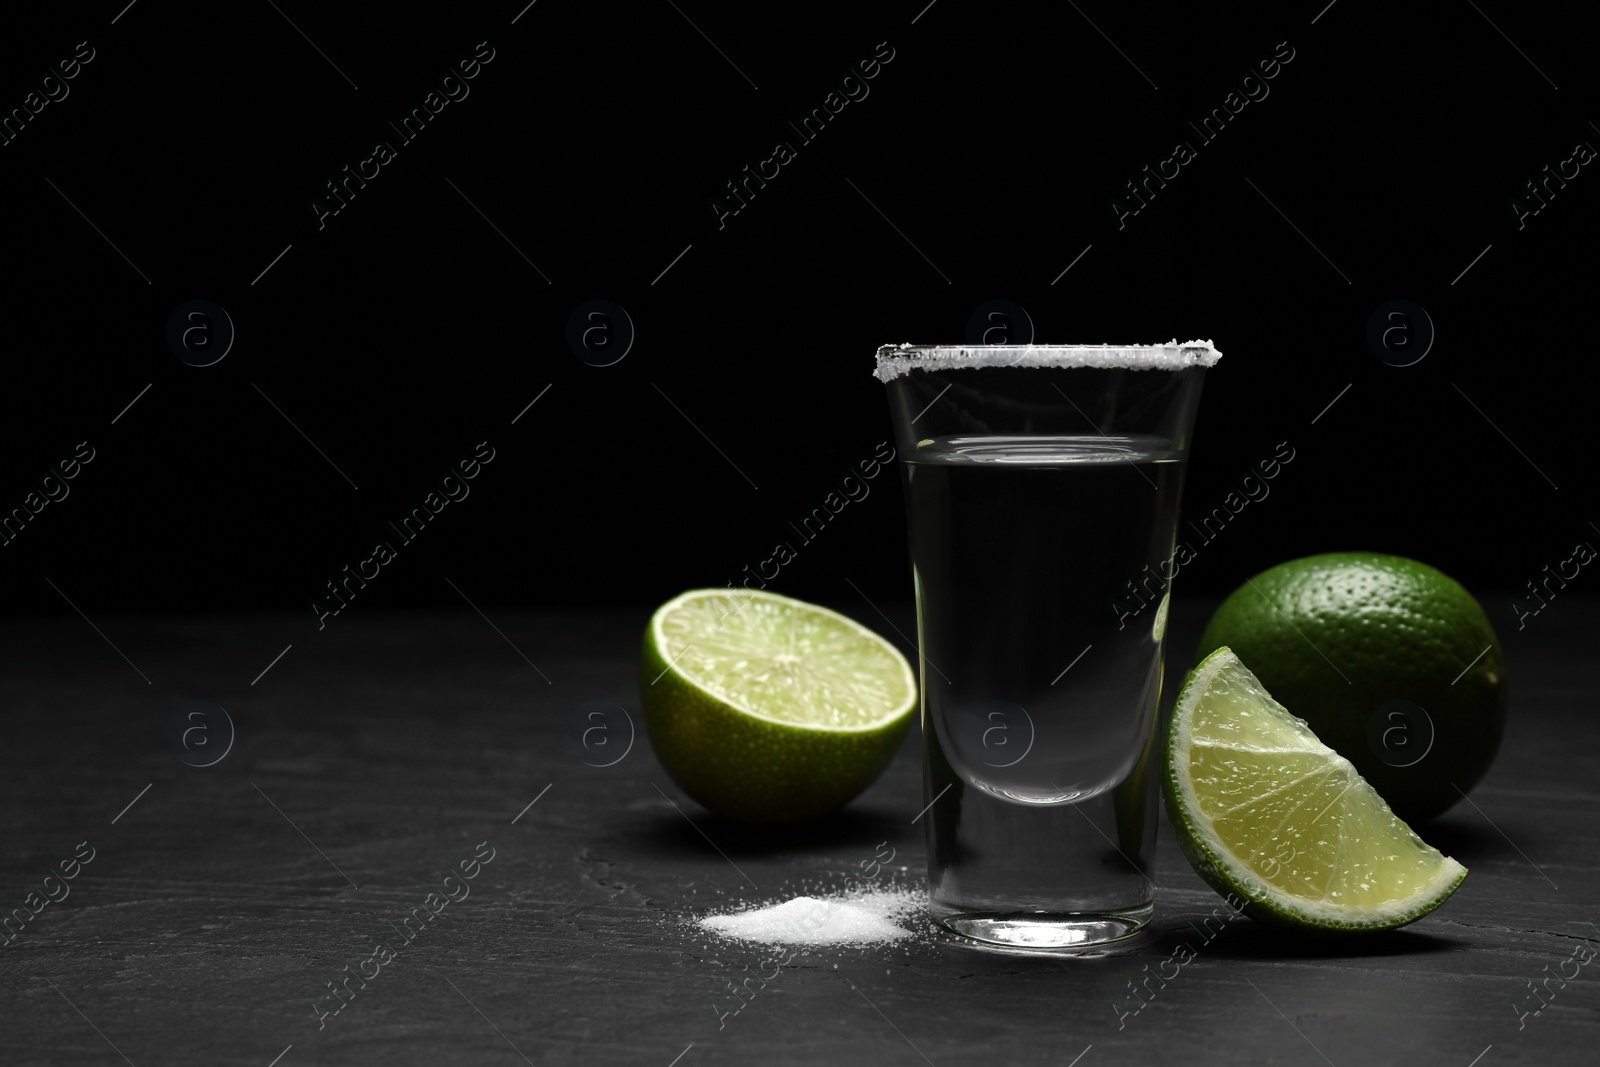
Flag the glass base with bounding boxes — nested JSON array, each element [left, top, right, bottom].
[[935, 903, 1152, 952]]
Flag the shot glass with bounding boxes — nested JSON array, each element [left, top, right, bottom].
[[878, 342, 1219, 950]]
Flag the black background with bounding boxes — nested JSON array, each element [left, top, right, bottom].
[[2, 0, 1594, 628]]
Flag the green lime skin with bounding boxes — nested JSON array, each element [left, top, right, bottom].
[[639, 632, 915, 824], [1196, 552, 1506, 823]]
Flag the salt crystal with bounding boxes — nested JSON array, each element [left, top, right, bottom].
[[699, 889, 916, 945]]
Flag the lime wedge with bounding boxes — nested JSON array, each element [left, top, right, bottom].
[[641, 589, 917, 823], [1164, 647, 1467, 932]]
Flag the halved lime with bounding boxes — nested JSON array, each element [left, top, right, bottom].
[[1164, 647, 1467, 932], [640, 589, 917, 823]]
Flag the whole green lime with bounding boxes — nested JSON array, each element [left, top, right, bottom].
[[1196, 553, 1506, 822], [640, 589, 917, 823]]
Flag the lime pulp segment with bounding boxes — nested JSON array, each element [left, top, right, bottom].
[[652, 590, 916, 730]]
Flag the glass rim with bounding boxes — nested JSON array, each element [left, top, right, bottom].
[[873, 340, 1221, 382]]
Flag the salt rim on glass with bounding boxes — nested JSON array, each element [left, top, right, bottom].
[[872, 340, 1223, 383]]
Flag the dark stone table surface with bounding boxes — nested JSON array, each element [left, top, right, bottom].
[[1, 597, 1595, 1066]]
